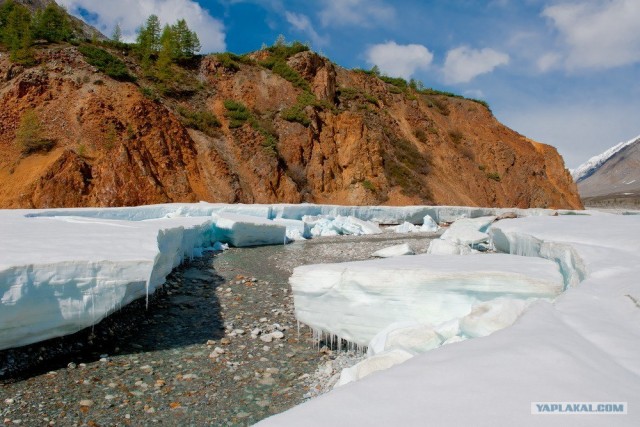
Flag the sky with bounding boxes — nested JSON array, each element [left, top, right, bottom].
[[57, 0, 640, 169]]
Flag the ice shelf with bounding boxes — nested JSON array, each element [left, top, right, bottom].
[[290, 253, 563, 346], [258, 213, 640, 427]]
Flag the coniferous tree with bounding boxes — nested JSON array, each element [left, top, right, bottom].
[[156, 24, 177, 81], [2, 2, 34, 64], [111, 23, 122, 42], [171, 19, 200, 60], [136, 14, 161, 64], [32, 3, 72, 43]]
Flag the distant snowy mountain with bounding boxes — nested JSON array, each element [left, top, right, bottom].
[[572, 135, 640, 207], [571, 134, 640, 183]]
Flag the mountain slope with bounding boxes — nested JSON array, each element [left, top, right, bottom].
[[571, 134, 639, 183], [0, 41, 582, 209], [573, 136, 640, 207]]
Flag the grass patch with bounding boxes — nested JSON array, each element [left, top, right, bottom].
[[281, 91, 334, 126], [224, 100, 250, 128], [78, 45, 135, 82], [448, 130, 464, 144], [486, 172, 501, 182], [214, 52, 254, 72], [177, 106, 221, 135], [383, 135, 432, 199], [249, 116, 280, 156], [281, 104, 310, 126], [265, 40, 309, 60], [469, 98, 491, 111], [336, 87, 359, 100], [362, 180, 376, 191], [263, 59, 310, 91], [414, 129, 427, 143], [15, 109, 56, 155], [380, 75, 408, 89]]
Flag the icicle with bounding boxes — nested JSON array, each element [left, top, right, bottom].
[[145, 280, 150, 310]]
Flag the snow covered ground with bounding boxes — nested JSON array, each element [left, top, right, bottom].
[[259, 213, 640, 426]]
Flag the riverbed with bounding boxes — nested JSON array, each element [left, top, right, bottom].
[[1, 231, 436, 426]]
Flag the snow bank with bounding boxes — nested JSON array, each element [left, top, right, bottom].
[[258, 214, 640, 427], [367, 322, 442, 356], [459, 297, 530, 338], [304, 215, 382, 237], [426, 239, 474, 255], [273, 218, 312, 241], [290, 253, 563, 346], [439, 216, 495, 245], [335, 349, 414, 388], [0, 213, 216, 350], [212, 213, 286, 247], [371, 244, 414, 258]]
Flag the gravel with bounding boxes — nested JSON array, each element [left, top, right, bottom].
[[0, 230, 438, 426]]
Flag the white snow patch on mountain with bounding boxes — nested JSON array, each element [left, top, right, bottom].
[[571, 134, 640, 183]]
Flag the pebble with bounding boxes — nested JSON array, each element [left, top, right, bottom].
[[79, 399, 93, 407], [259, 334, 273, 343]]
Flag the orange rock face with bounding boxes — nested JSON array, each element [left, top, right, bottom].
[[0, 47, 582, 209]]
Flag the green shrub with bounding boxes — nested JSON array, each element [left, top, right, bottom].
[[215, 52, 240, 71], [280, 90, 334, 126], [448, 130, 463, 144], [78, 45, 135, 81], [265, 39, 309, 60], [265, 60, 309, 91], [337, 87, 359, 100], [139, 86, 160, 101], [478, 164, 486, 171], [414, 129, 427, 142], [486, 172, 501, 182], [15, 109, 55, 154], [469, 98, 491, 111], [337, 87, 378, 107], [281, 104, 310, 126], [362, 180, 375, 191], [380, 75, 408, 89], [247, 115, 280, 156], [224, 99, 250, 128], [177, 106, 220, 134]]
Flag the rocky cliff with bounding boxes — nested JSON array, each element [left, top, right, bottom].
[[0, 42, 583, 209]]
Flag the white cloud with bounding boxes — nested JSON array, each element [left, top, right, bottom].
[[463, 89, 485, 99], [536, 52, 561, 72], [365, 42, 433, 79], [543, 0, 640, 69], [285, 12, 327, 48], [58, 0, 226, 53], [442, 46, 509, 84], [318, 0, 395, 28]]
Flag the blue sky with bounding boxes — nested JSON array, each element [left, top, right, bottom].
[[58, 0, 640, 169]]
